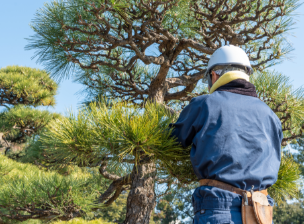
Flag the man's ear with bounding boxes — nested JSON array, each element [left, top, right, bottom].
[[211, 71, 218, 85], [211, 71, 217, 78]]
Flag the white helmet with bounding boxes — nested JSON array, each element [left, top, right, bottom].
[[205, 45, 253, 87]]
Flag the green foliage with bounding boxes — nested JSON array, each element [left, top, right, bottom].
[[273, 201, 304, 224], [252, 71, 304, 145], [0, 105, 61, 143], [13, 218, 112, 224], [0, 65, 58, 144], [268, 154, 301, 204], [153, 194, 179, 224], [52, 218, 111, 224], [96, 192, 127, 223], [292, 138, 304, 176], [0, 66, 57, 107], [20, 220, 43, 224], [0, 154, 105, 222], [37, 101, 186, 170], [162, 185, 197, 224], [158, 148, 194, 184], [10, 137, 53, 166]]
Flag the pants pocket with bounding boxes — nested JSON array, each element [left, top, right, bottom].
[[193, 209, 233, 224]]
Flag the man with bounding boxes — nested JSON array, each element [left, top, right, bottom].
[[170, 45, 282, 224]]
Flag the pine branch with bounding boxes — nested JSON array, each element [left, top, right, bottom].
[[99, 161, 122, 181], [98, 172, 132, 204], [27, 0, 297, 103]]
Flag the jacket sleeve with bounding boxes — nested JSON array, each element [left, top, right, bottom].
[[169, 97, 205, 148]]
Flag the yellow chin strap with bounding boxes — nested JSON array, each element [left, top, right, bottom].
[[209, 71, 250, 94]]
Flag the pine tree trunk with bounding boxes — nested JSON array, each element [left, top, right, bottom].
[[123, 162, 156, 224], [123, 86, 166, 224]]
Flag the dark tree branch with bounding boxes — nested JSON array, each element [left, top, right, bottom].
[[98, 163, 132, 204]]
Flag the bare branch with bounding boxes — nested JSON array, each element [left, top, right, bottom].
[[99, 162, 122, 181]]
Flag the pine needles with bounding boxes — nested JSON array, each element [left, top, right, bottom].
[[268, 154, 301, 205], [0, 154, 105, 222], [0, 66, 57, 107], [252, 71, 304, 145], [38, 101, 187, 171]]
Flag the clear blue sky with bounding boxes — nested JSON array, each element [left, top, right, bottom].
[[0, 0, 303, 114]]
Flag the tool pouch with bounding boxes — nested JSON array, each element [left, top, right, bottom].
[[242, 192, 273, 224], [242, 199, 257, 224], [252, 192, 273, 224]]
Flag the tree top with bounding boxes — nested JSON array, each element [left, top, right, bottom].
[[0, 66, 57, 108], [27, 0, 299, 103]]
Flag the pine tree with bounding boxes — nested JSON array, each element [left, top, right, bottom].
[[0, 154, 109, 223], [2, 0, 302, 223], [153, 193, 179, 224], [0, 66, 58, 153], [273, 201, 304, 224], [292, 138, 304, 176]]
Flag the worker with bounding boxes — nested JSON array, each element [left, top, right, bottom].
[[169, 45, 282, 224]]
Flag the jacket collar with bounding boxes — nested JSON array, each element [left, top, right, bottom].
[[209, 71, 250, 94]]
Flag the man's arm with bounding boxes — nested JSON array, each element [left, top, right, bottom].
[[169, 97, 206, 148]]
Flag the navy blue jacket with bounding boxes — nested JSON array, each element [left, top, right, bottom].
[[170, 91, 282, 212]]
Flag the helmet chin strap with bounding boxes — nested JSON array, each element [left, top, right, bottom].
[[208, 73, 213, 88]]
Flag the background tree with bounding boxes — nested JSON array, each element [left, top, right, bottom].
[[291, 138, 304, 176], [273, 201, 304, 224], [0, 154, 103, 223], [0, 66, 58, 151], [5, 0, 301, 223], [96, 191, 127, 223], [154, 185, 196, 224], [153, 194, 179, 224]]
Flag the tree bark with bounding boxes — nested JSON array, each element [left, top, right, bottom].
[[123, 162, 156, 224], [123, 87, 164, 224], [148, 64, 170, 103]]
